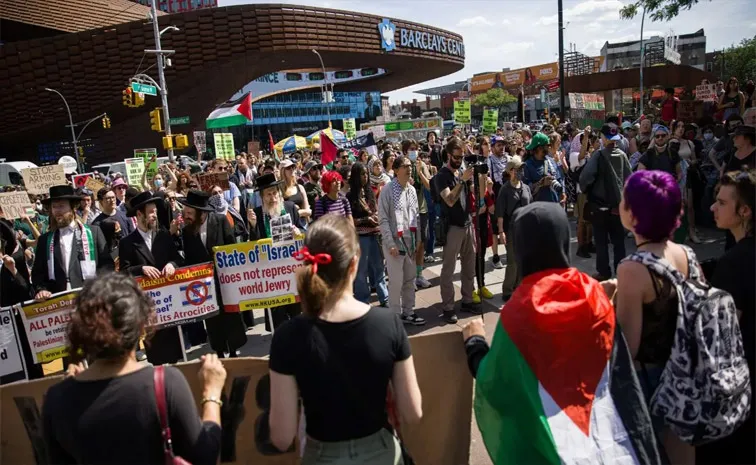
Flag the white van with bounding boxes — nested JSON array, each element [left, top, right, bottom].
[[0, 161, 38, 186]]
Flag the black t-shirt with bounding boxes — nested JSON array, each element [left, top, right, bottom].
[[43, 366, 221, 465], [436, 166, 470, 228], [724, 148, 756, 173], [638, 148, 681, 176], [269, 308, 411, 441]]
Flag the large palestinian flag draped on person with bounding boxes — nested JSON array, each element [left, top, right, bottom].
[[206, 93, 252, 129], [474, 268, 662, 464]]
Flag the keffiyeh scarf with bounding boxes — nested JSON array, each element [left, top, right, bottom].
[[368, 157, 391, 188], [389, 177, 418, 243]]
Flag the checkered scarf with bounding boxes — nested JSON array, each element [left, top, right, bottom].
[[389, 177, 417, 239]]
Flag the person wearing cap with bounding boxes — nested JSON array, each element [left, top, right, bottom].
[[579, 123, 632, 281], [178, 190, 246, 357], [118, 191, 183, 365], [31, 185, 114, 301], [522, 132, 564, 204], [303, 160, 324, 209], [724, 124, 755, 173], [637, 124, 682, 179]]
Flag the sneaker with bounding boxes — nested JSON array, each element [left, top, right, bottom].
[[441, 310, 458, 323], [401, 312, 426, 326], [461, 301, 483, 315], [480, 286, 494, 299], [424, 255, 439, 263], [472, 290, 481, 304], [415, 276, 432, 289], [576, 245, 591, 259], [492, 255, 504, 269]]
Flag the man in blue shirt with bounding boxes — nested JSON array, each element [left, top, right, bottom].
[[522, 132, 564, 203]]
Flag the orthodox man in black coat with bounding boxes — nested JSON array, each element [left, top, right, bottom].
[[178, 190, 246, 357], [247, 173, 302, 330], [119, 191, 183, 365]]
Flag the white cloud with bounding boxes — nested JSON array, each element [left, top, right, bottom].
[[502, 19, 512, 25], [457, 16, 493, 27]]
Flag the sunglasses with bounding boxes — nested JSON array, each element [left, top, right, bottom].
[[450, 155, 464, 161], [654, 134, 667, 139]]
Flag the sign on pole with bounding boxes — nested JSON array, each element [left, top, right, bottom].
[[193, 131, 207, 154], [342, 118, 357, 139], [0, 307, 25, 379], [57, 155, 78, 174], [134, 148, 158, 182], [169, 116, 190, 126], [454, 98, 471, 125], [20, 165, 66, 195], [19, 291, 79, 364], [0, 192, 33, 220], [695, 83, 718, 103], [131, 82, 158, 96], [482, 108, 499, 135], [213, 133, 235, 161], [124, 157, 145, 187]]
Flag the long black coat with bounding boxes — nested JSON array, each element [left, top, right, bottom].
[[119, 227, 183, 365], [182, 213, 246, 354]]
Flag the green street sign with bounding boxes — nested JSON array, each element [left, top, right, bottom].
[[169, 116, 190, 126], [131, 82, 157, 96]]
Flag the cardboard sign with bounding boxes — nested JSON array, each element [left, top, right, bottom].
[[124, 157, 145, 187], [214, 133, 235, 161], [0, 307, 25, 379], [18, 291, 79, 364], [214, 236, 304, 311], [246, 141, 260, 156], [0, 331, 473, 465], [677, 100, 703, 123], [194, 131, 207, 154], [135, 148, 159, 182], [695, 83, 718, 103], [71, 173, 93, 189], [84, 177, 106, 194], [0, 192, 34, 220], [196, 172, 230, 192], [136, 263, 220, 329], [20, 165, 66, 195]]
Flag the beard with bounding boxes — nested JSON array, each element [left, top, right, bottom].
[[183, 213, 204, 235], [55, 211, 75, 229], [264, 199, 282, 218], [450, 159, 462, 170]]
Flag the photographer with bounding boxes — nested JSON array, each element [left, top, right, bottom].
[[437, 137, 482, 324], [522, 132, 565, 204]]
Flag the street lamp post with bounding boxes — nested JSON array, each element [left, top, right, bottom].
[[312, 49, 332, 126], [639, 6, 647, 116], [45, 87, 81, 172]]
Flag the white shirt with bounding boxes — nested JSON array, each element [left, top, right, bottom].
[[137, 227, 153, 251], [199, 216, 208, 246], [59, 225, 76, 274], [569, 151, 588, 194]]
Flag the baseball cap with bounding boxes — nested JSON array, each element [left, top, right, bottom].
[[279, 159, 295, 169], [601, 123, 622, 141], [506, 155, 524, 171], [303, 160, 322, 174], [525, 132, 550, 151], [491, 135, 506, 145], [621, 121, 633, 130]]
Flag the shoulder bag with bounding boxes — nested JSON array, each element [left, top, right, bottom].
[[154, 366, 192, 465]]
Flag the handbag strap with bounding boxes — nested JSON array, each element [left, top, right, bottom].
[[153, 366, 176, 463]]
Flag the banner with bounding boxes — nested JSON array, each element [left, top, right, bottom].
[[0, 307, 25, 379], [136, 263, 219, 329], [214, 236, 304, 311], [196, 172, 230, 192], [568, 93, 605, 110], [20, 165, 66, 195], [342, 118, 356, 139], [0, 331, 473, 465], [214, 133, 235, 161], [134, 148, 158, 182], [0, 192, 33, 220], [18, 291, 78, 364], [470, 62, 559, 93], [453, 98, 471, 125], [71, 173, 93, 189], [482, 108, 499, 135], [124, 157, 145, 187], [193, 131, 207, 154]]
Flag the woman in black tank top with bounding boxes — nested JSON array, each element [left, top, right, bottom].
[[280, 159, 311, 228]]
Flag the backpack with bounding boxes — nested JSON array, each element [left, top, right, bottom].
[[622, 247, 751, 445]]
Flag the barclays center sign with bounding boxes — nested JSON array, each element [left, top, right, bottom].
[[378, 18, 465, 58]]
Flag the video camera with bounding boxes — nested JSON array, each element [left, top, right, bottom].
[[464, 155, 489, 175]]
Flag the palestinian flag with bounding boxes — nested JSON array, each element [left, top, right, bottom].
[[206, 93, 252, 129], [475, 268, 661, 464]]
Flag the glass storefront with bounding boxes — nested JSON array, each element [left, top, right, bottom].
[[252, 91, 382, 125]]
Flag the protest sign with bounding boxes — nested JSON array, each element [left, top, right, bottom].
[[20, 165, 66, 195], [18, 290, 78, 364], [196, 172, 230, 192], [0, 307, 25, 380], [246, 140, 260, 156], [0, 192, 33, 220], [136, 263, 219, 329], [213, 236, 304, 311], [695, 83, 717, 102], [453, 98, 471, 124], [71, 172, 93, 189], [84, 176, 106, 194], [342, 118, 356, 139], [214, 133, 235, 161], [482, 108, 499, 134], [194, 131, 207, 156], [124, 157, 145, 187], [1, 331, 472, 465], [677, 100, 703, 123], [135, 148, 159, 182]]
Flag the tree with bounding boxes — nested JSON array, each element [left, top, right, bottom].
[[473, 88, 517, 114], [619, 0, 709, 21], [717, 36, 756, 85]]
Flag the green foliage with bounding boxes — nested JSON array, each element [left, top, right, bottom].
[[473, 88, 517, 111], [717, 36, 756, 84], [619, 0, 707, 21]]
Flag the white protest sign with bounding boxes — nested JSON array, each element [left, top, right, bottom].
[[136, 263, 219, 329], [0, 192, 33, 220], [57, 156, 78, 174], [194, 131, 207, 154], [124, 157, 145, 187], [695, 83, 718, 103], [213, 236, 305, 311], [19, 291, 78, 364], [0, 308, 24, 379], [20, 165, 66, 195]]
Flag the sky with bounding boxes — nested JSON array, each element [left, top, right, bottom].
[[218, 0, 755, 104]]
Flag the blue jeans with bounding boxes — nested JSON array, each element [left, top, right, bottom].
[[354, 234, 389, 304], [424, 190, 436, 256]]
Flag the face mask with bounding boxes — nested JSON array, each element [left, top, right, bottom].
[[154, 179, 164, 188], [704, 132, 714, 141], [408, 150, 418, 161]]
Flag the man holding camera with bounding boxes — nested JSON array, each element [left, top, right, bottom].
[[437, 137, 482, 323]]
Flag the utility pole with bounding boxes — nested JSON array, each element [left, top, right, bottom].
[[312, 49, 332, 127], [639, 6, 647, 116], [45, 88, 81, 172], [557, 0, 566, 121], [149, 0, 174, 162]]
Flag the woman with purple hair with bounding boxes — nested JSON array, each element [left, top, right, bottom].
[[613, 170, 698, 464]]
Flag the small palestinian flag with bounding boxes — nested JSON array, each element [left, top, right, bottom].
[[206, 93, 252, 129], [475, 268, 661, 464]]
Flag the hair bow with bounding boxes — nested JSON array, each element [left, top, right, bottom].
[[294, 246, 332, 274]]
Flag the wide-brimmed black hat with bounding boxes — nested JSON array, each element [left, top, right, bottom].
[[126, 191, 162, 217], [254, 173, 282, 192], [177, 189, 214, 212], [43, 185, 84, 205]]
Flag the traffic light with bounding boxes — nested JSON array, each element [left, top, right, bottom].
[[174, 134, 189, 149], [162, 136, 173, 149], [102, 115, 111, 129], [543, 107, 549, 119], [149, 108, 163, 132], [122, 88, 134, 107], [134, 92, 145, 107]]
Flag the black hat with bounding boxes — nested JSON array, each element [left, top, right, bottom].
[[43, 185, 84, 205], [177, 189, 214, 212], [126, 191, 162, 217], [254, 173, 282, 192]]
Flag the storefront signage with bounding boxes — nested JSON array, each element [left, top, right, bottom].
[[379, 18, 465, 58]]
